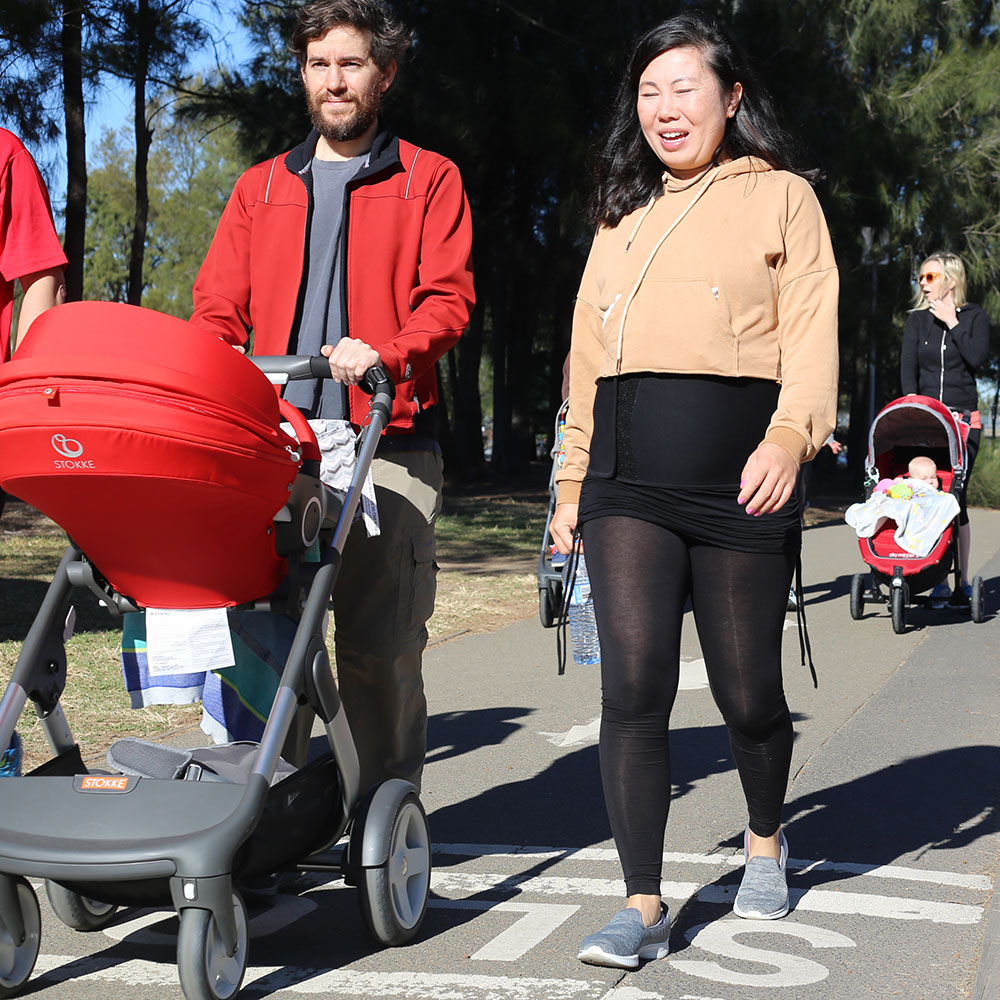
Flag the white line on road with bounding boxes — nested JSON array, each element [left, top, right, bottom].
[[430, 871, 984, 925], [32, 954, 607, 998], [426, 900, 579, 961], [434, 843, 992, 890]]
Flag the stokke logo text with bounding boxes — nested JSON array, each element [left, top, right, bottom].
[[51, 433, 84, 458], [79, 776, 130, 791]]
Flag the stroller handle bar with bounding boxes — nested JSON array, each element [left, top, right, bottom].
[[253, 356, 396, 424]]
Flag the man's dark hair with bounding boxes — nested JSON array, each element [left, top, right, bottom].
[[290, 0, 412, 72], [589, 11, 816, 227]]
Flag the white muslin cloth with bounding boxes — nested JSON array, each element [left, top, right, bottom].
[[845, 479, 959, 557]]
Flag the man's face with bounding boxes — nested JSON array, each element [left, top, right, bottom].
[[301, 25, 395, 145]]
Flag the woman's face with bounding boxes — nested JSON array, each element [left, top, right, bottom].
[[637, 46, 742, 179], [918, 259, 952, 302]]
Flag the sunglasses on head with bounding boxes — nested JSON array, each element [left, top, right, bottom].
[[918, 272, 942, 284]]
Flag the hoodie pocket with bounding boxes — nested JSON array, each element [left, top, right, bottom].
[[625, 278, 736, 370]]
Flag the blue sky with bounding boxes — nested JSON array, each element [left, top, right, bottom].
[[30, 1, 252, 216]]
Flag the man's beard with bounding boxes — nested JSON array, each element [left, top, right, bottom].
[[308, 84, 381, 143]]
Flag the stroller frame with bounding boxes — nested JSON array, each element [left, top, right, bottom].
[[0, 350, 429, 1000]]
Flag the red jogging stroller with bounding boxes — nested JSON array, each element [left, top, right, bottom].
[[0, 302, 429, 1000], [849, 393, 985, 633]]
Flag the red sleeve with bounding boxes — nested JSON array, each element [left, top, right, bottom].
[[375, 158, 475, 384], [191, 169, 257, 350], [0, 144, 68, 283]]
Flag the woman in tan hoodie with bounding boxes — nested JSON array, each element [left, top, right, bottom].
[[550, 13, 839, 968]]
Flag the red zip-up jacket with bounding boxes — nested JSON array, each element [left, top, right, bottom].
[[191, 126, 475, 436]]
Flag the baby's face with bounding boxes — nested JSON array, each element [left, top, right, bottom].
[[911, 469, 939, 489]]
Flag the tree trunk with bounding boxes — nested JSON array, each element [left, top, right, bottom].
[[127, 0, 152, 306], [61, 0, 87, 302]]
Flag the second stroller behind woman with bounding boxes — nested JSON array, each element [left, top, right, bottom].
[[848, 394, 985, 632]]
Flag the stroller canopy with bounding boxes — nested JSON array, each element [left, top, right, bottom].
[[866, 395, 968, 485], [0, 301, 300, 608]]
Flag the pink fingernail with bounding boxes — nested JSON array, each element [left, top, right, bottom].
[[746, 507, 755, 515]]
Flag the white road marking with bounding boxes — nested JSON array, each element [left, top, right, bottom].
[[430, 871, 700, 900], [678, 658, 709, 690], [427, 900, 579, 960], [32, 954, 606, 998], [430, 871, 983, 925], [101, 895, 318, 944], [672, 920, 855, 987], [698, 884, 981, 924], [539, 716, 600, 747], [434, 843, 992, 889]]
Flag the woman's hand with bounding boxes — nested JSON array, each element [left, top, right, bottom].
[[738, 443, 799, 515], [927, 287, 959, 329], [550, 502, 579, 555]]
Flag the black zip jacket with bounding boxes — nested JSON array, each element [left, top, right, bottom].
[[900, 303, 991, 412]]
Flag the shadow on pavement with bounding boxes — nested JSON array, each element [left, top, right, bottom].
[[784, 744, 1000, 865], [668, 744, 1000, 954]]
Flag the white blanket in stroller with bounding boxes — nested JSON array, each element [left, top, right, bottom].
[[845, 480, 960, 557]]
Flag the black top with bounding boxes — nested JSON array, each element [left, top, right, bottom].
[[578, 374, 800, 553], [900, 303, 990, 412]]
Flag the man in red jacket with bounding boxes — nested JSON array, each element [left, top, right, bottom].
[[192, 0, 474, 792]]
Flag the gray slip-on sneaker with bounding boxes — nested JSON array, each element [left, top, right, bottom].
[[733, 827, 790, 920], [577, 904, 670, 968]]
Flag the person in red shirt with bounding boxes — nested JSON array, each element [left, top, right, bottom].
[[0, 129, 67, 524], [192, 0, 474, 793], [0, 129, 67, 363]]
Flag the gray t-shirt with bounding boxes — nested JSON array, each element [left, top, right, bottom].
[[285, 154, 365, 418]]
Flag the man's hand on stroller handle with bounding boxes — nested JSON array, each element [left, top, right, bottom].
[[551, 502, 579, 555], [738, 442, 798, 516], [322, 338, 381, 386]]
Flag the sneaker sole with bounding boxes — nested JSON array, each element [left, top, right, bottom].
[[577, 946, 639, 969], [733, 899, 790, 920]]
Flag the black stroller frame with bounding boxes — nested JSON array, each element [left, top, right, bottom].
[[0, 360, 431, 1000]]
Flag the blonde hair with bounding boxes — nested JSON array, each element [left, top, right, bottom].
[[911, 250, 968, 310]]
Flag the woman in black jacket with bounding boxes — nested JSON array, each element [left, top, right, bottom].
[[900, 250, 991, 605]]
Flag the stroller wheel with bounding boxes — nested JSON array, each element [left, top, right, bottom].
[[358, 789, 431, 946], [891, 586, 906, 634], [44, 881, 118, 931], [850, 574, 866, 620], [971, 576, 986, 623], [0, 876, 40, 998], [177, 893, 248, 1000]]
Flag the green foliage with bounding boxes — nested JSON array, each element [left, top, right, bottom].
[[968, 437, 1000, 509], [83, 103, 249, 317]]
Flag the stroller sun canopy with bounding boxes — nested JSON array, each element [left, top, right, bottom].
[[0, 301, 300, 608], [866, 395, 968, 482]]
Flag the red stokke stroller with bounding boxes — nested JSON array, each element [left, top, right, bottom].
[[0, 302, 429, 1000], [849, 393, 985, 632]]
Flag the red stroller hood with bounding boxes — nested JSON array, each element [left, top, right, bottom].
[[0, 301, 300, 608], [865, 395, 969, 488]]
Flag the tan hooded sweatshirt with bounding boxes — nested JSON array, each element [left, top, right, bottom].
[[556, 156, 839, 505]]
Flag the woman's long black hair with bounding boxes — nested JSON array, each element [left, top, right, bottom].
[[588, 11, 816, 228]]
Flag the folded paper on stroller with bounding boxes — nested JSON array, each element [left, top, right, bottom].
[[145, 608, 236, 676], [0, 301, 301, 608]]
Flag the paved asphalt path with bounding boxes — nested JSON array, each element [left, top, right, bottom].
[[17, 508, 1000, 999]]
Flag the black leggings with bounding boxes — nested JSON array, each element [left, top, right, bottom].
[[583, 515, 795, 897]]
